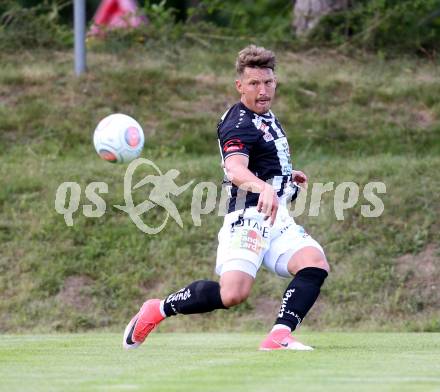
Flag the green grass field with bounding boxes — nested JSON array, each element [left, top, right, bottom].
[[1, 332, 440, 392]]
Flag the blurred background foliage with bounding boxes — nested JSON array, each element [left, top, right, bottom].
[[1, 0, 440, 54], [0, 1, 439, 332]]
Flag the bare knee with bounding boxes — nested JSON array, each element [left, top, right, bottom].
[[310, 254, 330, 273], [220, 288, 250, 307], [287, 247, 330, 275], [219, 270, 254, 307]]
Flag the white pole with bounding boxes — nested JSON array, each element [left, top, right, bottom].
[[74, 0, 86, 75]]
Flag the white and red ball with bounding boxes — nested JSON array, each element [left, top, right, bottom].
[[93, 113, 145, 164]]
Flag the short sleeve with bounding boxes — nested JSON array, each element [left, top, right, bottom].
[[218, 108, 258, 161]]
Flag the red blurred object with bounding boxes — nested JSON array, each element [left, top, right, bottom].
[[89, 0, 147, 36]]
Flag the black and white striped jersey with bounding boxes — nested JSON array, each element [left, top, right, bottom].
[[217, 102, 298, 213]]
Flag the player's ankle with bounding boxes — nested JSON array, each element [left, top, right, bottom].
[[159, 300, 167, 318], [271, 324, 291, 333]]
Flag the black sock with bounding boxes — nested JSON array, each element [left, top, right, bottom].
[[163, 280, 227, 317], [275, 267, 328, 331]]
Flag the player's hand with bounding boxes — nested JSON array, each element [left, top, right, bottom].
[[257, 183, 278, 226], [292, 170, 308, 189]]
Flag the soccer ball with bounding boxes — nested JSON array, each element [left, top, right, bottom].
[[93, 113, 145, 163]]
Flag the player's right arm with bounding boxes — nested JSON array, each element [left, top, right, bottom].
[[224, 155, 278, 225]]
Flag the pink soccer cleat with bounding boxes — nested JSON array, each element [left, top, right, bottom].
[[259, 328, 314, 351], [123, 299, 165, 350]]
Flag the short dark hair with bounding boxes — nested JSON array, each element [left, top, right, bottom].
[[236, 45, 276, 75]]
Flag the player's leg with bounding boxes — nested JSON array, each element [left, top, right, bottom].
[[215, 207, 268, 306], [260, 218, 329, 350], [123, 269, 255, 350], [161, 268, 254, 317], [275, 247, 328, 327], [123, 208, 266, 349], [220, 270, 254, 307], [123, 279, 230, 350], [285, 246, 330, 275]]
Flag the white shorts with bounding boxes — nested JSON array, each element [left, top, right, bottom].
[[216, 206, 324, 279]]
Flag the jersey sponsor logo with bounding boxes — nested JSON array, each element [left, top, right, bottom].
[[231, 228, 265, 254], [258, 122, 275, 142], [244, 219, 269, 238], [267, 112, 285, 138], [263, 132, 274, 142], [253, 115, 276, 142], [223, 138, 244, 153]]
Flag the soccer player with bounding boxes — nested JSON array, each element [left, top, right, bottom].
[[123, 45, 330, 351]]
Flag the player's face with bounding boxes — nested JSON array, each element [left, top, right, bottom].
[[236, 67, 277, 114]]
